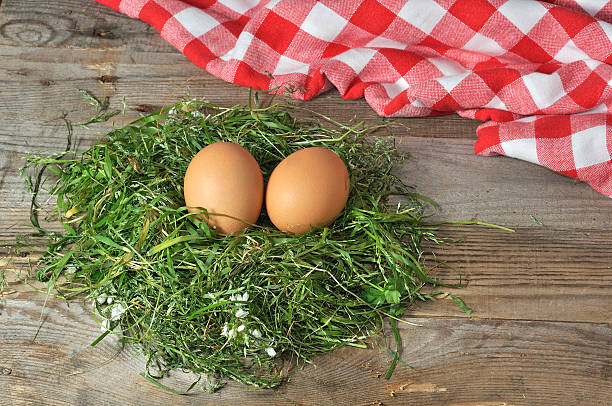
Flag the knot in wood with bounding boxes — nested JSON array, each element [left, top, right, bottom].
[[0, 19, 56, 46]]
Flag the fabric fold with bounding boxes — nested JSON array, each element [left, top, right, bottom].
[[95, 0, 612, 196]]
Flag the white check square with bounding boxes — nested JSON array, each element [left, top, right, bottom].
[[502, 138, 540, 165], [575, 0, 607, 17], [382, 77, 409, 99], [273, 55, 310, 75], [498, 0, 548, 34], [301, 3, 348, 42], [576, 103, 607, 115], [598, 21, 612, 47], [398, 0, 446, 34], [219, 32, 254, 61], [463, 33, 505, 57], [174, 7, 220, 38], [428, 57, 466, 76], [264, 0, 283, 9], [522, 72, 565, 110], [554, 39, 592, 63], [436, 72, 470, 92], [411, 98, 426, 108], [572, 125, 611, 168], [584, 58, 603, 70], [333, 48, 377, 74], [485, 95, 507, 110], [218, 0, 260, 14], [366, 36, 406, 50]]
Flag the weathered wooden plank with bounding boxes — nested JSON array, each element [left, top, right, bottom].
[[2, 134, 611, 238], [392, 139, 612, 229], [415, 225, 612, 323], [1, 292, 610, 405], [2, 0, 611, 404], [1, 117, 610, 232], [0, 0, 174, 52], [2, 9, 610, 226], [391, 136, 612, 228], [3, 225, 611, 324], [1, 43, 610, 229], [0, 43, 465, 132]]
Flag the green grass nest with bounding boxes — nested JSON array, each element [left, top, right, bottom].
[[19, 98, 486, 391]]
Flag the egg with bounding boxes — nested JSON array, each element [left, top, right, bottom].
[[265, 147, 350, 234], [183, 142, 264, 235]]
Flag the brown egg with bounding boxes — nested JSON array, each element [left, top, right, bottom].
[[184, 142, 263, 235], [266, 147, 350, 234]]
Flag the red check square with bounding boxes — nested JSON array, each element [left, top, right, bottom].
[[475, 124, 502, 154], [548, 6, 594, 38], [477, 68, 522, 93], [534, 115, 572, 139], [183, 0, 217, 7], [510, 36, 553, 63], [448, 0, 497, 32], [255, 11, 299, 54], [349, 0, 396, 36], [568, 71, 608, 109], [98, 0, 121, 8], [379, 48, 422, 76], [418, 35, 451, 55], [223, 15, 250, 37], [183, 38, 216, 67], [322, 42, 351, 59], [433, 93, 463, 112], [234, 60, 272, 90], [138, 1, 174, 32]]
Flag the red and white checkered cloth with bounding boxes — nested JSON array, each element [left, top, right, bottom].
[[96, 0, 612, 197]]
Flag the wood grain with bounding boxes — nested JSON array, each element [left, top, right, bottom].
[[3, 225, 611, 324], [0, 42, 470, 131], [0, 0, 174, 51], [1, 44, 610, 228], [2, 0, 612, 404], [417, 225, 612, 323], [1, 292, 610, 405]]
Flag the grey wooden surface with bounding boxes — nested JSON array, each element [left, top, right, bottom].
[[1, 1, 611, 405]]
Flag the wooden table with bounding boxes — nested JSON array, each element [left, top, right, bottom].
[[1, 1, 611, 405]]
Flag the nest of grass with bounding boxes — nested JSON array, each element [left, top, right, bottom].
[[17, 98, 495, 391]]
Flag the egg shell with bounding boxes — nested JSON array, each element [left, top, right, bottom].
[[265, 147, 350, 235], [183, 142, 264, 235]]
